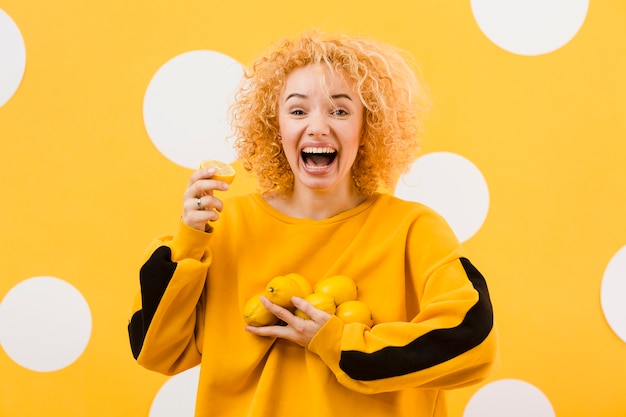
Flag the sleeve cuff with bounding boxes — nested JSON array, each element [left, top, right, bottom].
[[307, 315, 344, 367], [169, 219, 212, 261]]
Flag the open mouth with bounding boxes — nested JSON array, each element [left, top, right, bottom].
[[301, 146, 337, 170]]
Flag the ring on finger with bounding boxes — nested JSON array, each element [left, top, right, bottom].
[[196, 197, 203, 210]]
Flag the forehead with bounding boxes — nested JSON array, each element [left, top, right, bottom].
[[282, 64, 355, 94]]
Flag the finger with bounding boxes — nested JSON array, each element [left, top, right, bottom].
[[245, 318, 307, 347], [185, 165, 230, 197], [259, 296, 298, 324], [181, 196, 222, 231], [246, 297, 323, 347], [187, 167, 216, 187], [291, 296, 332, 323], [260, 297, 318, 339], [193, 195, 224, 213], [184, 197, 221, 219], [245, 324, 290, 343], [185, 179, 229, 201], [196, 166, 232, 186]]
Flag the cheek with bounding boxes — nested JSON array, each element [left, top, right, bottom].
[[277, 118, 298, 140], [277, 117, 286, 137], [278, 131, 299, 160], [350, 126, 364, 150]]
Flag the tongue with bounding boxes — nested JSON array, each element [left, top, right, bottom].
[[305, 153, 335, 167]]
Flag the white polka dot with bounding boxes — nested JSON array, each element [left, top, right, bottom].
[[464, 379, 555, 417], [150, 366, 200, 417], [0, 8, 26, 107], [600, 245, 626, 343], [143, 50, 244, 169], [470, 0, 589, 56], [0, 276, 92, 372], [394, 152, 489, 243]]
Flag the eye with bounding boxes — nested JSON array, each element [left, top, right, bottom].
[[290, 109, 305, 116], [331, 108, 349, 117]]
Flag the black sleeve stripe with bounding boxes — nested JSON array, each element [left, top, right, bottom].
[[128, 246, 178, 360], [338, 257, 494, 381], [128, 310, 145, 359]]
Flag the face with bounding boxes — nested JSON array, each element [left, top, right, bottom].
[[278, 64, 364, 194]]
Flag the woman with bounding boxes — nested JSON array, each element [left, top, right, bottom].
[[129, 30, 498, 417]]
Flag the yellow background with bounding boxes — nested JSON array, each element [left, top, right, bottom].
[[1, 0, 625, 416]]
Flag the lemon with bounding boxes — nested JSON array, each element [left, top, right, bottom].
[[243, 294, 278, 327], [199, 159, 237, 184], [295, 292, 336, 320], [335, 300, 373, 327], [284, 272, 312, 296], [265, 275, 308, 308], [314, 275, 358, 306]]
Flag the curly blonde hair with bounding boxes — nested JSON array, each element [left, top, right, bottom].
[[230, 30, 429, 196]]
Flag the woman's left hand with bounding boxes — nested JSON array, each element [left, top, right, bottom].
[[245, 296, 332, 347]]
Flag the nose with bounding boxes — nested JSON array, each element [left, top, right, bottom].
[[306, 111, 330, 137]]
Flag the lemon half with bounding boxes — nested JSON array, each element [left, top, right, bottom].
[[199, 159, 236, 184]]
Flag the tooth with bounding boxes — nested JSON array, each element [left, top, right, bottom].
[[302, 147, 336, 154]]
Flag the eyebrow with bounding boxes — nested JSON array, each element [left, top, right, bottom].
[[284, 93, 354, 102]]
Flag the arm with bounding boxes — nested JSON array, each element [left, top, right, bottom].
[[128, 166, 229, 375], [128, 221, 212, 375], [308, 213, 499, 394]]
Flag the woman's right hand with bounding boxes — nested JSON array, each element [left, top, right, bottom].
[[181, 167, 230, 232]]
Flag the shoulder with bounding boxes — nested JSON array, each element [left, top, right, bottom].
[[372, 193, 457, 238], [372, 193, 442, 218]]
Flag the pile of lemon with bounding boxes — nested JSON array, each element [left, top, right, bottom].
[[243, 273, 374, 328]]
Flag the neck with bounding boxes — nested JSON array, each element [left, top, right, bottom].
[[267, 185, 367, 220]]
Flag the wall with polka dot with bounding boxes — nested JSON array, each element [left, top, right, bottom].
[[1, 1, 624, 416]]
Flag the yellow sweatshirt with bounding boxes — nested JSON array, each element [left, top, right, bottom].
[[129, 192, 498, 417]]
